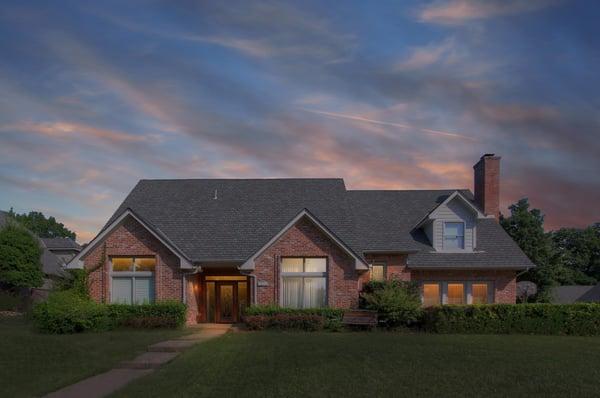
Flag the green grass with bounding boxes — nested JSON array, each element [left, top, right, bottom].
[[0, 316, 187, 397], [113, 331, 600, 398]]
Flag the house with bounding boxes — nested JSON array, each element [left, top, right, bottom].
[[551, 284, 600, 304], [67, 154, 533, 324], [0, 211, 80, 298]]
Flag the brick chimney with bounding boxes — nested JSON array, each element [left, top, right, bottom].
[[473, 154, 501, 219]]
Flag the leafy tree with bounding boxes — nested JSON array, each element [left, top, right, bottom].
[[500, 198, 557, 301], [8, 209, 76, 240], [0, 225, 44, 289], [550, 226, 600, 284]]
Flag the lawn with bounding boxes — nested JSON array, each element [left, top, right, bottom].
[[0, 316, 187, 397], [113, 331, 600, 398]]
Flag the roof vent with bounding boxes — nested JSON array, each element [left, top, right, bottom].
[[213, 189, 218, 200]]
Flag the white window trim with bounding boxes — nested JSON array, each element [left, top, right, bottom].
[[279, 257, 328, 308], [442, 221, 466, 252], [110, 256, 156, 304], [421, 281, 494, 305]]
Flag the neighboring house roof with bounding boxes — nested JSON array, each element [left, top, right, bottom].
[[41, 237, 82, 251], [0, 210, 67, 278], [551, 285, 600, 304], [74, 179, 533, 270]]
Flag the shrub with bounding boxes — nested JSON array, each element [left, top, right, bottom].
[[244, 305, 342, 331], [360, 280, 422, 327], [422, 304, 600, 335], [32, 290, 111, 333], [56, 269, 89, 299]]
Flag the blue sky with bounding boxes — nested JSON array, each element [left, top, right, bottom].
[[1, 0, 599, 242]]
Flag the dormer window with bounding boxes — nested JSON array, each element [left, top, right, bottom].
[[443, 222, 465, 250]]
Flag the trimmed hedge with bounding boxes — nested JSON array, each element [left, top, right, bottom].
[[32, 291, 186, 334], [422, 304, 600, 335], [244, 305, 344, 331], [108, 301, 187, 329]]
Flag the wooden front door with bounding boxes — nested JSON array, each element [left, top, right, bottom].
[[215, 282, 238, 323]]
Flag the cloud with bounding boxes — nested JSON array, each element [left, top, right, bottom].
[[396, 39, 456, 70], [419, 0, 562, 25], [301, 108, 476, 141], [1, 121, 152, 144]]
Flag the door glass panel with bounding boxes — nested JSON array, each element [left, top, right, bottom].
[[238, 282, 247, 316], [219, 285, 234, 322], [207, 282, 215, 323], [447, 283, 465, 305]]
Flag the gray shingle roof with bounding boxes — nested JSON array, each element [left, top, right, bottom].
[[101, 179, 533, 269], [41, 237, 81, 251], [551, 285, 600, 304]]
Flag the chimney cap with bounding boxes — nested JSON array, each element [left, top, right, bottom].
[[482, 153, 496, 158]]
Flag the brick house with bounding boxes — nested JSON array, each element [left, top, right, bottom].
[[67, 154, 533, 324]]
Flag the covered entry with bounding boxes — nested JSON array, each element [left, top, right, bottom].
[[198, 274, 249, 323]]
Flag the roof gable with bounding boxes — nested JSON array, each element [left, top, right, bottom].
[[240, 209, 369, 271]]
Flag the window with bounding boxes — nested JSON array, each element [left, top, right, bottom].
[[421, 281, 493, 305], [370, 262, 386, 282], [471, 283, 489, 304], [281, 257, 326, 308], [110, 256, 155, 304], [443, 222, 465, 250], [447, 283, 465, 304], [423, 283, 441, 306]]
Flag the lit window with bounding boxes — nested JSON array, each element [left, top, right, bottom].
[[281, 258, 326, 308], [444, 222, 465, 250], [447, 283, 465, 305], [111, 257, 155, 304], [471, 283, 489, 304], [371, 263, 386, 282], [423, 283, 441, 306]]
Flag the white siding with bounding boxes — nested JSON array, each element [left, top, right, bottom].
[[429, 197, 476, 251]]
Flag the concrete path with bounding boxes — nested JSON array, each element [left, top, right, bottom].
[[44, 324, 231, 398]]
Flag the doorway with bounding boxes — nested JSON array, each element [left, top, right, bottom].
[[205, 275, 249, 323]]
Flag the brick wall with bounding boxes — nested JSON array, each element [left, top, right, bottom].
[[252, 216, 363, 308], [364, 254, 411, 283], [83, 216, 183, 304], [410, 269, 516, 303]]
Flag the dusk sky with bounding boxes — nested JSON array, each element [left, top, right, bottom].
[[1, 0, 599, 243]]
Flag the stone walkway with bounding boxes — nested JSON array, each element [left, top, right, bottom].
[[44, 324, 231, 398]]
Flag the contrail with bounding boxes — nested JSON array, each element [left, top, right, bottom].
[[302, 108, 476, 141]]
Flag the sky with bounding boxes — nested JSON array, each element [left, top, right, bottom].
[[1, 0, 599, 243]]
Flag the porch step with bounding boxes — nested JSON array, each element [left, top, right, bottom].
[[197, 323, 233, 331], [147, 340, 198, 352], [117, 352, 179, 369]]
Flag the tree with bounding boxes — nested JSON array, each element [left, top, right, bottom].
[[550, 226, 600, 284], [500, 198, 557, 301], [0, 225, 44, 289], [8, 209, 76, 240]]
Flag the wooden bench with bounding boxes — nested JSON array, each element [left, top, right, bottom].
[[342, 310, 378, 329]]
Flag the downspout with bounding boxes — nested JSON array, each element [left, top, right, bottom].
[[182, 265, 202, 304]]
